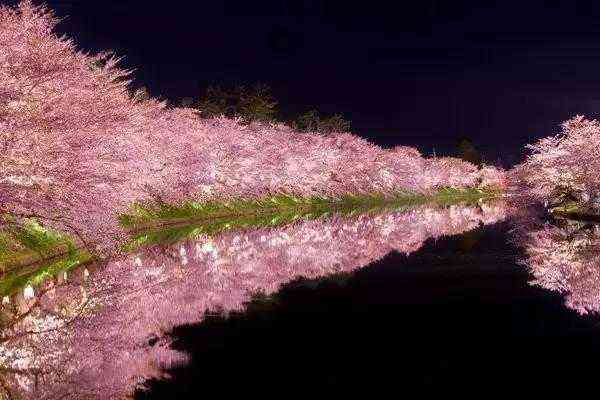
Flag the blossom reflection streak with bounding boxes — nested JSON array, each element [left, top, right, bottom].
[[0, 203, 507, 399], [514, 213, 600, 315]]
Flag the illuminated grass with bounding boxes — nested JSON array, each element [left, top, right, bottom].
[[0, 250, 93, 297], [0, 187, 501, 296], [120, 187, 500, 251], [0, 218, 77, 271], [120, 188, 497, 229], [0, 218, 94, 297], [120, 191, 418, 228]]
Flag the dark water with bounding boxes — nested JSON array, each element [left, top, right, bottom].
[[138, 220, 600, 397], [5, 203, 600, 398]]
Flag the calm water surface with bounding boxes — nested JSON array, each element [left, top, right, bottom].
[[3, 203, 600, 398], [141, 219, 600, 397]]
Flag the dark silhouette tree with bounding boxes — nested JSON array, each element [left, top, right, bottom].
[[456, 137, 482, 166], [292, 109, 351, 135], [195, 83, 278, 123]]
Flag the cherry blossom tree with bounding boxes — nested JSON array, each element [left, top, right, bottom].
[[0, 5, 509, 395], [0, 1, 504, 256], [513, 115, 600, 209]]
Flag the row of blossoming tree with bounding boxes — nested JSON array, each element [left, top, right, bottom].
[[0, 1, 506, 258]]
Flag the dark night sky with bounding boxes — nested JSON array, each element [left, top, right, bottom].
[[19, 0, 600, 165]]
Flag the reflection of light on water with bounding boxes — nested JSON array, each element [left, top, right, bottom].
[[23, 285, 34, 299], [0, 203, 508, 399], [179, 246, 188, 265], [197, 241, 218, 259]]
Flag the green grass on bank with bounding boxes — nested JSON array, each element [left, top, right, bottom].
[[0, 187, 501, 298], [120, 187, 501, 252], [120, 188, 498, 229], [0, 218, 76, 271], [0, 218, 93, 297], [0, 250, 93, 298]]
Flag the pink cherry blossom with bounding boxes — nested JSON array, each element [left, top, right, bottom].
[[514, 115, 600, 207], [0, 1, 503, 256]]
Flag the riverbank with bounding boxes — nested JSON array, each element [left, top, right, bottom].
[[0, 187, 503, 298]]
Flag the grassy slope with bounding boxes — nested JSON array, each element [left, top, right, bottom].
[[120, 187, 500, 251], [0, 218, 92, 297]]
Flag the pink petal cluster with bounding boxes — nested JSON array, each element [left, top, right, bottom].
[[478, 165, 508, 189], [513, 115, 600, 206], [0, 203, 508, 399], [0, 2, 502, 253], [422, 157, 480, 188]]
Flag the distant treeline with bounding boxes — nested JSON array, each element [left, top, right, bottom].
[[135, 82, 352, 136]]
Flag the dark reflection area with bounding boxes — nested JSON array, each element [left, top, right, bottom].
[[138, 220, 600, 398], [10, 200, 600, 398]]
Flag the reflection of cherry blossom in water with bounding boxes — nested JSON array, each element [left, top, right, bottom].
[[514, 214, 600, 315], [0, 203, 507, 399]]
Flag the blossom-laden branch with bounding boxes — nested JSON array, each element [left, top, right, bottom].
[[513, 116, 600, 210]]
